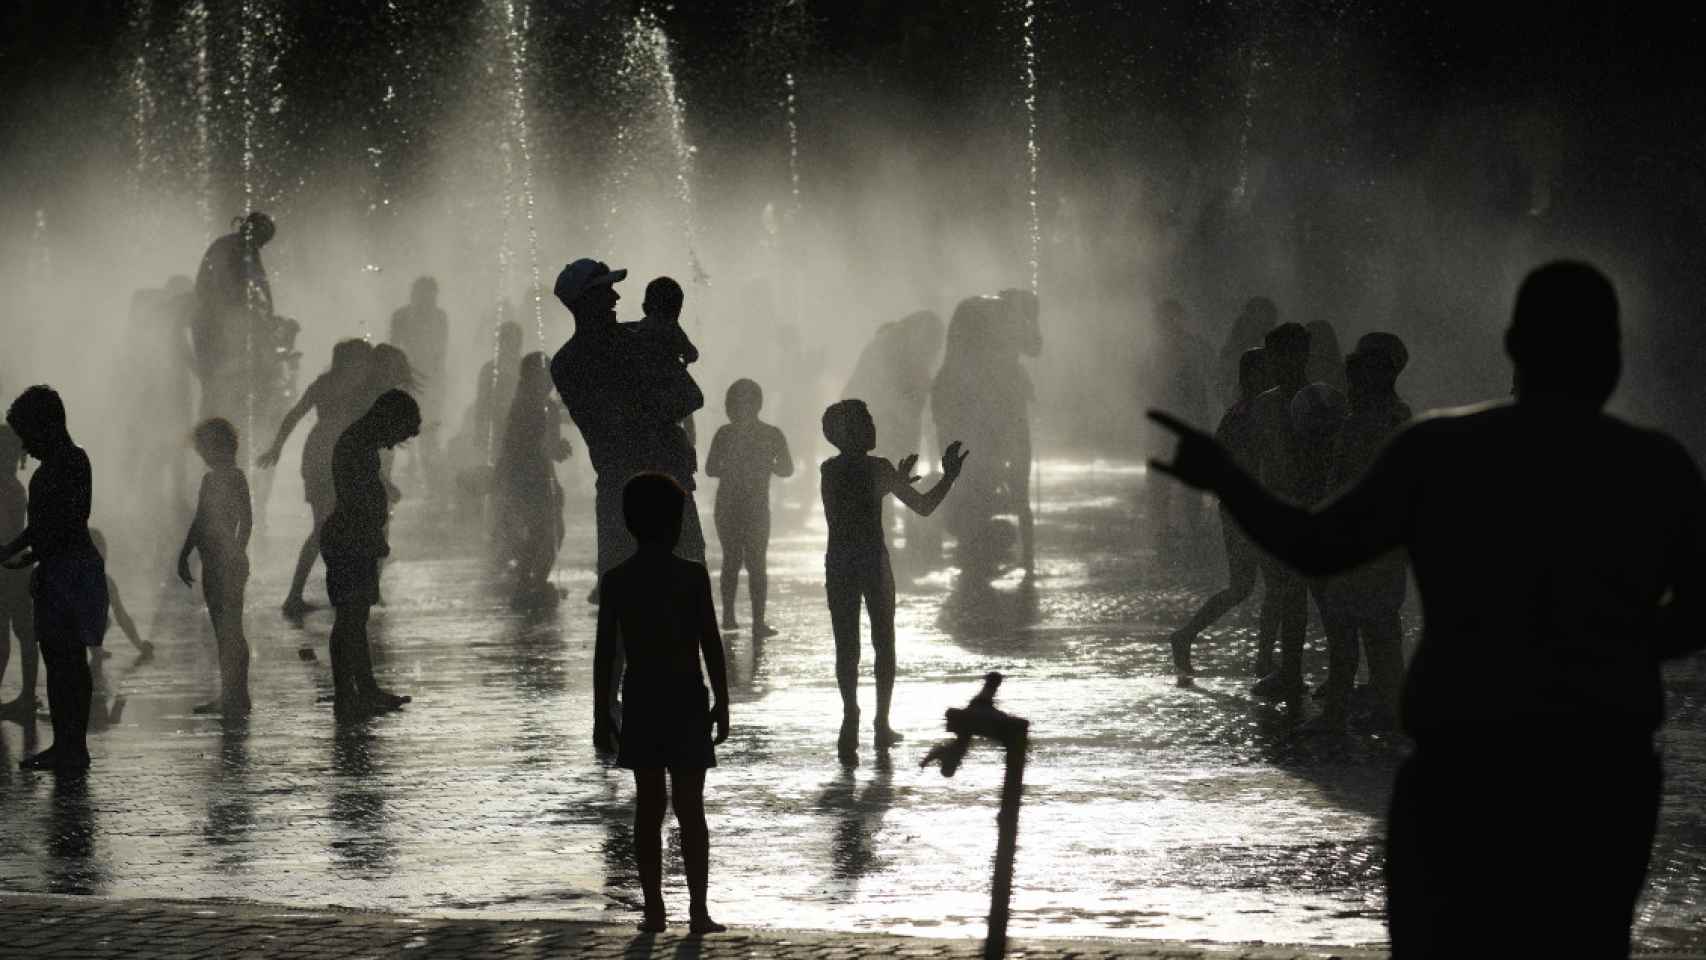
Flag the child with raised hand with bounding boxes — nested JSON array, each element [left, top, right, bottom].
[[594, 473, 731, 934], [820, 399, 966, 765], [177, 418, 253, 715], [705, 379, 792, 637]]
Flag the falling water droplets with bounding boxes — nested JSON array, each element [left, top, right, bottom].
[[1018, 0, 1041, 295]]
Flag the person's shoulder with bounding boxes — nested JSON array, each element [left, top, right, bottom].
[[1598, 415, 1701, 476], [761, 420, 786, 442]]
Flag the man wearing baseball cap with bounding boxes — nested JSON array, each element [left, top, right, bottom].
[[551, 258, 706, 600]]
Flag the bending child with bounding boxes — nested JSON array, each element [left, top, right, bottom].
[[705, 379, 792, 637], [320, 390, 418, 720], [177, 418, 253, 716], [594, 473, 730, 934], [820, 399, 966, 765]]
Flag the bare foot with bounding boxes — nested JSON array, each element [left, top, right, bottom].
[[637, 906, 667, 933], [753, 623, 779, 639]]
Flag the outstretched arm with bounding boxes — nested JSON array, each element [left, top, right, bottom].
[[697, 567, 730, 744], [107, 576, 144, 648], [258, 383, 319, 468], [1148, 410, 1414, 577], [890, 442, 968, 517]]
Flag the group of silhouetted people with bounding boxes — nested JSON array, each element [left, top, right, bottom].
[[10, 216, 1699, 957]]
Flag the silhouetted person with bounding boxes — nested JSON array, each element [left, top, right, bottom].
[[593, 473, 730, 934], [843, 311, 945, 564], [388, 276, 449, 495], [493, 352, 571, 604], [931, 296, 1032, 575], [261, 338, 375, 620], [1149, 261, 1706, 957], [1243, 322, 1315, 705], [1169, 347, 1271, 682], [121, 275, 198, 534], [1144, 298, 1213, 545], [0, 426, 36, 723], [822, 399, 966, 765], [551, 259, 706, 603], [1311, 340, 1412, 730], [321, 390, 419, 720], [177, 418, 252, 716], [637, 276, 699, 367], [705, 379, 793, 636], [1216, 296, 1277, 407], [476, 320, 525, 466], [87, 529, 150, 660], [0, 387, 106, 772], [193, 212, 275, 424], [1304, 320, 1348, 393]]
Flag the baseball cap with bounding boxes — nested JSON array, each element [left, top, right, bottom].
[[554, 258, 628, 307]]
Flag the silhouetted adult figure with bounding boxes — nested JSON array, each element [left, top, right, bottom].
[[0, 387, 107, 772], [1304, 320, 1348, 393], [120, 275, 197, 532], [475, 320, 525, 468], [260, 339, 375, 620], [1216, 296, 1278, 408], [193, 212, 275, 425], [1143, 298, 1213, 545], [931, 293, 1038, 575], [388, 277, 449, 495], [494, 351, 571, 604], [1149, 261, 1706, 958], [550, 259, 706, 598], [843, 310, 945, 562]]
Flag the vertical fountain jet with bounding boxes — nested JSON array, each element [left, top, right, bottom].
[[1017, 0, 1041, 295], [617, 11, 708, 287]]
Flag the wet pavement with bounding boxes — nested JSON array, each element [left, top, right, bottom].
[[1, 460, 1704, 952]]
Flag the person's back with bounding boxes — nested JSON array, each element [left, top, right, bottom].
[[603, 550, 711, 680], [821, 453, 886, 567], [1392, 403, 1697, 737]]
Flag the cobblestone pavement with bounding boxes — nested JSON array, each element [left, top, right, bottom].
[[0, 461, 1704, 953]]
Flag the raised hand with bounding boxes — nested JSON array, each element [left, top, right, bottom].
[[941, 440, 969, 478], [1146, 410, 1228, 491], [896, 453, 921, 484]]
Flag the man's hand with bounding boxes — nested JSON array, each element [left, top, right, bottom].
[[941, 440, 969, 479], [177, 554, 195, 587], [896, 453, 921, 484], [257, 447, 282, 470], [1146, 410, 1229, 491], [712, 705, 730, 745]]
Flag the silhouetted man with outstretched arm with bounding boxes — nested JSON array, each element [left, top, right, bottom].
[[1150, 261, 1706, 958]]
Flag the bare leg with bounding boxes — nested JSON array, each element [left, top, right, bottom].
[[870, 559, 901, 747], [826, 570, 862, 763], [634, 768, 669, 931], [284, 505, 327, 614], [717, 514, 743, 630], [748, 517, 773, 636], [670, 766, 724, 932]]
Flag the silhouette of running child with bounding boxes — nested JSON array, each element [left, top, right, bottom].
[[493, 352, 571, 605], [320, 390, 418, 720], [87, 529, 151, 660], [177, 418, 253, 716], [0, 426, 36, 723], [593, 473, 730, 934], [820, 399, 967, 765], [260, 338, 375, 621], [705, 379, 793, 637], [0, 386, 109, 772], [1169, 346, 1272, 683]]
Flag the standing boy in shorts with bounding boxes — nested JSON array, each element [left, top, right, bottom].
[[177, 417, 253, 715], [705, 379, 792, 637]]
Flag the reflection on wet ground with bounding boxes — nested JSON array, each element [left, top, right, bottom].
[[0, 461, 1703, 950]]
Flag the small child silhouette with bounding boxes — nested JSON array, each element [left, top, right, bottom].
[[820, 399, 966, 765], [0, 426, 35, 723], [705, 379, 792, 637], [177, 418, 253, 716], [594, 473, 731, 933], [88, 529, 152, 659]]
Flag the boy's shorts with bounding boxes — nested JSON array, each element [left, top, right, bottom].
[[325, 554, 381, 608]]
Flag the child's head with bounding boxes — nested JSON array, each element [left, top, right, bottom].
[[193, 417, 239, 466], [372, 343, 416, 391], [331, 338, 374, 378], [6, 385, 68, 457], [366, 389, 423, 448], [725, 378, 763, 422], [821, 399, 876, 454], [643, 276, 684, 322], [623, 472, 685, 547]]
